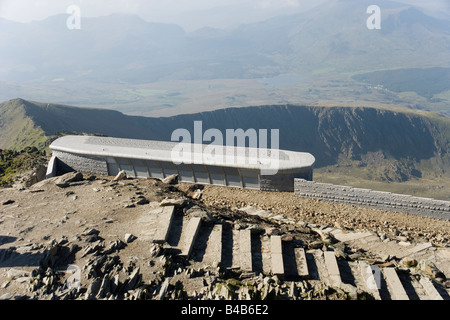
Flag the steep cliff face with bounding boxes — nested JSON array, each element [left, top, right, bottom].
[[136, 105, 447, 169]]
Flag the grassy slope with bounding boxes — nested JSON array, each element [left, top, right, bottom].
[[0, 99, 55, 151], [0, 98, 164, 151], [0, 148, 47, 186]]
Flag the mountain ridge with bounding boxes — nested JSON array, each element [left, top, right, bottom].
[[1, 98, 449, 200], [2, 98, 448, 158]]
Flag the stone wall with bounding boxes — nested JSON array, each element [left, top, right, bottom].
[[260, 168, 313, 192], [52, 151, 108, 176], [294, 179, 450, 220]]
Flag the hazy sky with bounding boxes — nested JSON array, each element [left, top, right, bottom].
[[0, 1, 311, 20], [0, 0, 448, 31]]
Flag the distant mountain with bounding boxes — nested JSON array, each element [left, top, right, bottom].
[[1, 0, 449, 117], [1, 0, 449, 83]]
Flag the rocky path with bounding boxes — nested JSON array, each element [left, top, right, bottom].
[[0, 173, 449, 300]]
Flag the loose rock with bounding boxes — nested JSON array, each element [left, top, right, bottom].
[[124, 233, 136, 243], [55, 172, 84, 188], [160, 198, 186, 208], [162, 174, 178, 185], [401, 257, 418, 268], [113, 170, 127, 181]]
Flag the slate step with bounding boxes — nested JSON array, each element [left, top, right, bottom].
[[324, 251, 341, 287], [239, 229, 253, 272], [419, 277, 444, 300], [270, 235, 284, 277], [358, 261, 382, 300], [179, 217, 202, 259], [152, 205, 175, 244], [383, 267, 410, 300], [203, 224, 223, 267], [294, 248, 309, 278]]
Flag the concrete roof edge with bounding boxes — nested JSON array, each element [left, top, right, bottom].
[[49, 135, 315, 170]]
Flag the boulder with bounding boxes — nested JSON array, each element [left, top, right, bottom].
[[186, 206, 216, 223], [12, 164, 47, 189], [266, 227, 281, 236], [7, 268, 31, 280], [55, 172, 84, 188], [124, 268, 141, 291], [103, 240, 126, 255], [247, 224, 265, 235], [136, 197, 149, 205], [419, 260, 446, 280], [308, 241, 324, 249], [400, 257, 418, 268], [82, 228, 100, 236], [0, 293, 14, 300], [158, 278, 170, 300], [281, 234, 294, 242], [162, 174, 179, 185], [85, 278, 102, 299]]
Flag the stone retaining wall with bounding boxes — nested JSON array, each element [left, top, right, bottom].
[[294, 179, 450, 220], [52, 150, 109, 176], [260, 169, 313, 192]]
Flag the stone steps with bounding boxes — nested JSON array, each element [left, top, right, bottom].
[[270, 235, 284, 277], [358, 261, 382, 300], [152, 205, 175, 244], [239, 229, 253, 273], [179, 217, 202, 259], [383, 267, 410, 300], [147, 204, 448, 300]]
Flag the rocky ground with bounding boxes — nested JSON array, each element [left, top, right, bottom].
[[201, 185, 450, 246], [0, 172, 449, 301]]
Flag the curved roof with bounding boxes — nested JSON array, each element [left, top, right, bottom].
[[49, 135, 315, 173]]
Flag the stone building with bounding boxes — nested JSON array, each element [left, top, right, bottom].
[[47, 135, 315, 192]]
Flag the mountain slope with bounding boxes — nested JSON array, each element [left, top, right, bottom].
[[0, 98, 164, 149], [1, 98, 448, 167], [0, 98, 49, 150], [1, 98, 449, 198]]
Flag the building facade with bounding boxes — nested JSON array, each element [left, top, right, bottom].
[[47, 135, 315, 192]]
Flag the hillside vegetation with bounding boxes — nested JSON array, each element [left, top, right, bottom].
[[1, 98, 449, 199], [0, 147, 47, 187]]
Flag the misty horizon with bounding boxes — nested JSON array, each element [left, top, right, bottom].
[[1, 0, 449, 118], [1, 0, 449, 31]]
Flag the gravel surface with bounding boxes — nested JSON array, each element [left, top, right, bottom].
[[0, 175, 449, 301], [201, 185, 450, 246]]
